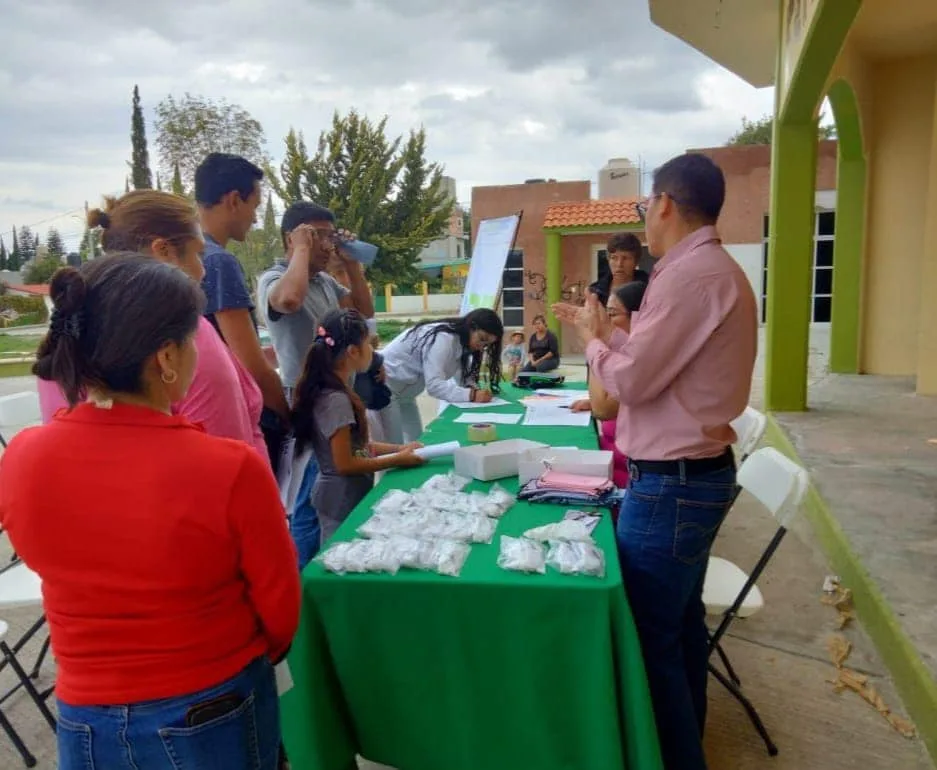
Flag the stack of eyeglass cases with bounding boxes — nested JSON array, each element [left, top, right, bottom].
[[316, 472, 606, 579]]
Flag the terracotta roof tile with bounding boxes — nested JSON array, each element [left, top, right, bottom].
[[5, 284, 50, 296], [543, 198, 642, 229]]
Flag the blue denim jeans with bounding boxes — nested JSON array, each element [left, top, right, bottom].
[[290, 455, 321, 571], [616, 463, 736, 770], [57, 657, 280, 770]]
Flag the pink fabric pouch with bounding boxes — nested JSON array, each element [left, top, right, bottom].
[[537, 470, 614, 494]]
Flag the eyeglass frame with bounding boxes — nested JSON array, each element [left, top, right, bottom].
[[636, 192, 690, 222]]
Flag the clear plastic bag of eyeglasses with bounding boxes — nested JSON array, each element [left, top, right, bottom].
[[380, 536, 472, 577], [546, 540, 606, 578], [496, 536, 546, 574], [317, 539, 401, 575], [421, 471, 471, 494], [524, 519, 594, 543], [359, 511, 495, 544]]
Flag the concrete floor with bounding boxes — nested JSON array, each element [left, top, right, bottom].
[[0, 328, 934, 768]]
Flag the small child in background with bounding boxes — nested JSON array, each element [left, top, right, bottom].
[[503, 331, 525, 382], [292, 309, 425, 544]]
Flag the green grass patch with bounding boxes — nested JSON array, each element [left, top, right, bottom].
[[375, 320, 409, 343], [0, 334, 43, 356]]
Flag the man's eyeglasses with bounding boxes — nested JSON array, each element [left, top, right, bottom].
[[636, 192, 687, 222]]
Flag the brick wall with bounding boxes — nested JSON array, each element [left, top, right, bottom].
[[691, 141, 838, 243]]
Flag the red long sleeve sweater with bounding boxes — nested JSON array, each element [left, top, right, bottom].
[[0, 402, 301, 706]]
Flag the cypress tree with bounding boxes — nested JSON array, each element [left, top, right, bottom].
[[130, 85, 154, 189]]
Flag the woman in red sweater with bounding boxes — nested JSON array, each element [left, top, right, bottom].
[[0, 255, 300, 769]]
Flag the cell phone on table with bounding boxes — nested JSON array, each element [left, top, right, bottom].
[[184, 693, 244, 727]]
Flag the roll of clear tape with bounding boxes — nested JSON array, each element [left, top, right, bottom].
[[467, 423, 497, 443]]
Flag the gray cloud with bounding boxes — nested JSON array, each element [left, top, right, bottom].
[[0, 0, 774, 249]]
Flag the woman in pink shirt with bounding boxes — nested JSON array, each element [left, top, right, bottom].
[[572, 281, 648, 493], [36, 191, 268, 465]]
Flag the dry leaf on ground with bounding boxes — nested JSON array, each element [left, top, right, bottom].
[[822, 595, 916, 739], [827, 634, 852, 669]]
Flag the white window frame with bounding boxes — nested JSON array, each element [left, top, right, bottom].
[[762, 209, 836, 325]]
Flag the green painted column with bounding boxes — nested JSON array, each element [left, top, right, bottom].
[[764, 119, 818, 412], [829, 155, 866, 373], [828, 79, 866, 374], [544, 231, 562, 343]]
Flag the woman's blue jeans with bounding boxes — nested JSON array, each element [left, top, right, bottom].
[[57, 657, 280, 770]]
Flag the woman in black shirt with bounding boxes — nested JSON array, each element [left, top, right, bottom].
[[588, 232, 649, 305], [521, 314, 560, 373]]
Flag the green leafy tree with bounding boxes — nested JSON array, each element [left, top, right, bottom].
[[130, 85, 154, 190], [266, 129, 308, 204], [171, 162, 185, 196], [23, 256, 64, 284], [156, 172, 163, 191], [8, 228, 20, 272], [727, 113, 836, 145], [462, 208, 472, 259], [154, 93, 268, 192], [78, 223, 100, 262], [18, 226, 38, 263], [0, 236, 8, 271], [273, 110, 452, 287], [46, 227, 66, 260]]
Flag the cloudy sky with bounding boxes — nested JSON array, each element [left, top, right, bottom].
[[0, 0, 776, 255]]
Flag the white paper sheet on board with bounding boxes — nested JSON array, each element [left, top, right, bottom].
[[447, 398, 512, 409], [522, 406, 592, 428]]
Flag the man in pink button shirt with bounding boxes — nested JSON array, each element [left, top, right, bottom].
[[555, 153, 757, 770]]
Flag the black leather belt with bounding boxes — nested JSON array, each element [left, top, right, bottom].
[[628, 447, 734, 478]]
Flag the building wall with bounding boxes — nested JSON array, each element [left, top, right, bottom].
[[692, 142, 838, 244], [471, 180, 591, 342], [861, 55, 937, 377]]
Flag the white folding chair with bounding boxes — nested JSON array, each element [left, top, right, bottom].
[[730, 406, 767, 464], [0, 391, 42, 449], [705, 407, 768, 665], [704, 447, 809, 756], [0, 565, 55, 767]]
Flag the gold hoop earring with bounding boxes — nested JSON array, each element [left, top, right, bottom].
[[161, 370, 178, 385]]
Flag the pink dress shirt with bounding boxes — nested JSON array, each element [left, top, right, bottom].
[[587, 226, 757, 461], [37, 318, 268, 466]]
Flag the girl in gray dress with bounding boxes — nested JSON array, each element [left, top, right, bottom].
[[290, 309, 425, 544]]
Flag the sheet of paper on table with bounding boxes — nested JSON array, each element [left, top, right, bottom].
[[446, 397, 512, 409], [453, 412, 523, 425], [519, 393, 579, 408], [522, 405, 592, 428]]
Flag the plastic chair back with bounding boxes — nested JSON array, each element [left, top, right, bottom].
[[737, 447, 809, 529], [730, 406, 767, 462]]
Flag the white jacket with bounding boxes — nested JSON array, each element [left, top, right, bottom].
[[381, 324, 472, 403]]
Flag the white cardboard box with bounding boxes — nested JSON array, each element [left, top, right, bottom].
[[517, 448, 614, 485], [453, 438, 548, 481]]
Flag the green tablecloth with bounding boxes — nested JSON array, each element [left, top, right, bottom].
[[281, 386, 663, 770]]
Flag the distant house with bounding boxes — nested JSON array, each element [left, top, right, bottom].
[[2, 283, 53, 319]]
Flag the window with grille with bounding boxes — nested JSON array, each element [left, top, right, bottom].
[[501, 249, 525, 327], [762, 211, 835, 323]]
